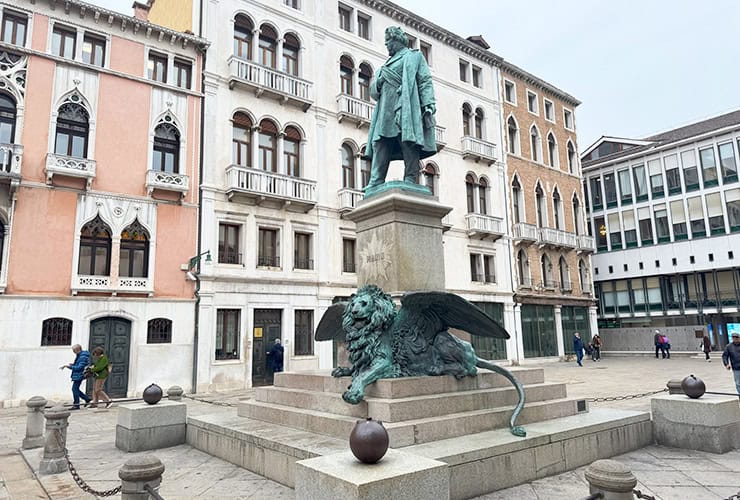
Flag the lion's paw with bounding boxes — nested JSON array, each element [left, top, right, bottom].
[[331, 367, 351, 378], [342, 388, 364, 405]]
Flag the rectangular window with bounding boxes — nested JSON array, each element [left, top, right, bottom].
[[148, 52, 168, 83], [504, 80, 516, 104], [284, 0, 299, 8], [218, 223, 241, 265], [563, 109, 574, 130], [81, 33, 106, 67], [727, 188, 740, 231], [670, 200, 687, 240], [338, 5, 352, 32], [526, 91, 538, 114], [459, 60, 469, 82], [215, 309, 240, 360], [647, 159, 664, 199], [470, 254, 482, 282], [294, 310, 314, 356], [472, 66, 482, 88], [638, 207, 653, 245], [2, 11, 27, 46], [608, 213, 622, 249], [294, 232, 313, 270], [618, 168, 632, 204], [483, 255, 495, 283], [706, 193, 725, 234], [357, 13, 371, 40], [544, 99, 554, 122], [664, 154, 681, 195], [623, 210, 637, 248], [590, 177, 603, 209], [342, 238, 356, 273], [632, 165, 648, 201], [687, 196, 706, 238], [52, 26, 76, 59], [419, 41, 431, 65], [603, 172, 617, 208], [681, 150, 699, 191], [174, 59, 192, 89], [719, 142, 738, 183], [594, 216, 607, 251], [258, 228, 279, 267], [406, 34, 417, 49], [699, 146, 718, 187], [654, 204, 670, 242]]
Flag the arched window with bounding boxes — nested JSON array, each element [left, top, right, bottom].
[[512, 177, 523, 224], [559, 256, 569, 289], [55, 103, 89, 158], [258, 24, 278, 68], [547, 132, 558, 168], [360, 146, 371, 188], [552, 189, 562, 229], [282, 33, 300, 76], [41, 318, 73, 346], [258, 119, 278, 172], [572, 194, 582, 235], [233, 15, 254, 59], [579, 259, 589, 291], [78, 215, 111, 276], [147, 318, 172, 344], [0, 93, 17, 144], [567, 141, 576, 173], [422, 163, 436, 195], [465, 173, 476, 213], [517, 249, 529, 286], [530, 125, 540, 162], [507, 116, 518, 156], [120, 219, 149, 278], [474, 108, 484, 139], [284, 126, 301, 177], [478, 177, 488, 215], [358, 63, 373, 102], [340, 55, 354, 96], [535, 184, 546, 227], [0, 220, 4, 275], [341, 143, 355, 188], [462, 103, 472, 137], [541, 254, 553, 287], [152, 123, 180, 173], [232, 112, 252, 166]]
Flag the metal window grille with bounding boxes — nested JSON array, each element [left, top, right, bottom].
[[41, 318, 73, 346]]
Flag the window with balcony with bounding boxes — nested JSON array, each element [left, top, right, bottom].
[[526, 90, 538, 114], [727, 188, 740, 231], [218, 223, 241, 264], [719, 142, 738, 183], [512, 177, 523, 224], [52, 26, 76, 59], [589, 176, 603, 210], [663, 154, 680, 195], [41, 318, 73, 346], [147, 318, 172, 344], [504, 80, 516, 104], [358, 63, 373, 102], [603, 172, 617, 208], [465, 174, 476, 213], [535, 183, 546, 227], [1, 11, 27, 46], [530, 125, 541, 162], [670, 200, 687, 240], [478, 177, 488, 215], [608, 213, 622, 249], [0, 93, 16, 144], [623, 210, 637, 247], [119, 219, 149, 278], [339, 55, 354, 96], [258, 25, 278, 69], [681, 149, 699, 191], [282, 33, 300, 76], [258, 119, 278, 172], [284, 126, 301, 177], [258, 227, 279, 267], [507, 116, 519, 156], [462, 103, 472, 137], [174, 58, 192, 89], [421, 163, 436, 195], [572, 195, 582, 234], [540, 254, 554, 287], [232, 112, 252, 166], [234, 15, 253, 59], [547, 133, 558, 168], [152, 123, 180, 173], [654, 205, 670, 243], [341, 143, 355, 188], [147, 52, 167, 83], [343, 238, 356, 273], [638, 207, 653, 245], [687, 196, 706, 238], [517, 249, 530, 286], [552, 189, 563, 230], [699, 146, 718, 187], [216, 309, 240, 360], [294, 232, 313, 270], [360, 145, 371, 188], [706, 193, 725, 234], [78, 215, 111, 276], [294, 310, 314, 356], [82, 33, 106, 67], [618, 168, 632, 205], [357, 13, 371, 40], [567, 141, 576, 174], [339, 5, 352, 32], [55, 103, 89, 158], [474, 108, 484, 139]]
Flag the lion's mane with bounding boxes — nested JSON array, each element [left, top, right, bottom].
[[342, 285, 397, 370]]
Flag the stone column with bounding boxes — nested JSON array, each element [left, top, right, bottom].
[[22, 396, 47, 449], [513, 304, 525, 361], [167, 386, 183, 401], [584, 459, 637, 500], [503, 302, 519, 365], [39, 406, 70, 475], [588, 305, 599, 338], [554, 305, 565, 359], [119, 455, 165, 500]]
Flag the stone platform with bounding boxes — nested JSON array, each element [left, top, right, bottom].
[[187, 368, 652, 497]]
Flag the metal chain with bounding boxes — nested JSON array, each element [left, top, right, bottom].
[[724, 491, 740, 500], [633, 489, 657, 500], [183, 394, 236, 407], [587, 388, 668, 403], [54, 430, 122, 498]]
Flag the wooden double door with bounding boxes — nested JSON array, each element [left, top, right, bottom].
[[87, 317, 131, 398], [252, 309, 282, 386]]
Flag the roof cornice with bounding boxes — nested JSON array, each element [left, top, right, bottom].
[[499, 59, 581, 107]]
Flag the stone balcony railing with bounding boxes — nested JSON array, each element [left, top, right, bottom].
[[226, 165, 317, 212], [336, 94, 373, 126], [337, 187, 364, 214], [45, 153, 96, 190], [461, 136, 496, 164], [539, 227, 578, 249], [228, 56, 313, 110], [465, 213, 505, 240], [146, 170, 189, 198], [0, 143, 23, 188], [512, 222, 538, 244], [577, 234, 596, 253], [435, 125, 447, 148], [71, 275, 153, 296]]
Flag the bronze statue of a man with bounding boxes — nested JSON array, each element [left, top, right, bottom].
[[365, 26, 437, 191]]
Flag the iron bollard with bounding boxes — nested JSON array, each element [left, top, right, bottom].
[[22, 396, 47, 449], [167, 385, 183, 401], [584, 459, 637, 500], [39, 405, 70, 475], [119, 455, 165, 500]]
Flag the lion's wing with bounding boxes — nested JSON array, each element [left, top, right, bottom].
[[315, 302, 348, 342], [400, 291, 509, 339]]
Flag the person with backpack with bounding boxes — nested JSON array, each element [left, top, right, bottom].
[[60, 344, 92, 410], [591, 334, 602, 361], [90, 346, 113, 409]]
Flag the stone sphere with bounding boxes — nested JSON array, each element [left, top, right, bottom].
[[681, 374, 706, 399], [349, 418, 389, 464], [143, 384, 163, 405]]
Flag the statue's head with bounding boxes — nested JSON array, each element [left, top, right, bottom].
[[384, 26, 408, 56]]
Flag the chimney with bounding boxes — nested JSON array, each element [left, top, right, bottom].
[[132, 1, 151, 21]]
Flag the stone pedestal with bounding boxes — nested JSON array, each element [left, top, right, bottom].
[[652, 394, 740, 453], [115, 401, 186, 452], [584, 459, 637, 500], [22, 396, 47, 449], [295, 449, 449, 500], [39, 406, 70, 475], [346, 188, 452, 292], [119, 454, 165, 500]]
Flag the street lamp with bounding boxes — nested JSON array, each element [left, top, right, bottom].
[[188, 250, 212, 271]]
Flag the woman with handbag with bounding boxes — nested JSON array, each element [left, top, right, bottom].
[[90, 346, 113, 408]]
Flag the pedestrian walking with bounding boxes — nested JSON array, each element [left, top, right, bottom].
[[662, 334, 671, 359], [90, 346, 112, 409], [60, 344, 92, 410], [654, 330, 666, 359], [722, 332, 740, 397], [573, 332, 584, 367], [701, 335, 712, 362], [591, 334, 602, 362]]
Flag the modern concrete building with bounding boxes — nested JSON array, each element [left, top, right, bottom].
[[0, 0, 206, 404], [582, 110, 740, 351]]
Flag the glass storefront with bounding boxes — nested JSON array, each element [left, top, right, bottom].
[[521, 304, 558, 357]]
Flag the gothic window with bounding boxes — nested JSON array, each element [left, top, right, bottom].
[[78, 215, 111, 276], [547, 132, 558, 167], [258, 119, 278, 172], [579, 259, 588, 290], [507, 116, 518, 155], [0, 93, 16, 145], [512, 177, 523, 224], [55, 103, 89, 158], [232, 112, 252, 166], [535, 184, 546, 227], [341, 143, 355, 188], [422, 163, 436, 195], [41, 318, 73, 346], [552, 189, 562, 229], [474, 108, 484, 139], [358, 63, 373, 102], [119, 219, 149, 278], [258, 24, 278, 68], [0, 220, 4, 275], [284, 126, 301, 177], [282, 33, 300, 76], [517, 249, 529, 286], [234, 15, 253, 59], [340, 55, 354, 95], [530, 125, 540, 162], [462, 103, 472, 137], [360, 146, 371, 188], [465, 173, 476, 213], [147, 318, 172, 343], [541, 254, 553, 287], [152, 123, 180, 173], [572, 195, 582, 234], [567, 141, 577, 173], [478, 177, 488, 215], [559, 256, 569, 289]]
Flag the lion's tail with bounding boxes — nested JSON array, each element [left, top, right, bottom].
[[476, 358, 526, 437]]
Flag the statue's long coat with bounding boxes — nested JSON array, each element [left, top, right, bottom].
[[365, 47, 436, 161]]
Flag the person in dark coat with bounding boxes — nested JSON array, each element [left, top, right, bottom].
[[654, 330, 666, 359], [701, 335, 712, 361], [267, 339, 284, 373], [591, 334, 602, 362], [573, 332, 584, 367], [60, 344, 92, 409], [722, 332, 740, 397]]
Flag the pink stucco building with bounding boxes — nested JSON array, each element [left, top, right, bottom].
[[0, 0, 206, 404]]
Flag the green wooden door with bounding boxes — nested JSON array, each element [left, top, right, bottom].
[[88, 317, 131, 398], [521, 304, 558, 358]]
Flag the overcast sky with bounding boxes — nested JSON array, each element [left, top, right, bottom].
[[91, 0, 740, 150]]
